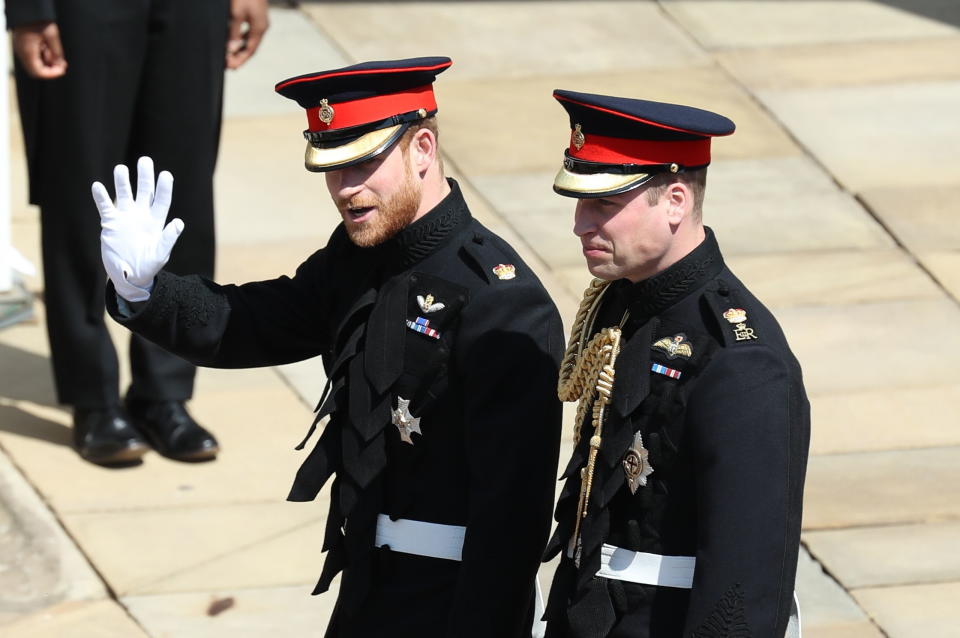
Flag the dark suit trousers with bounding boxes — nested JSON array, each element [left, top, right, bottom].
[[14, 0, 229, 407]]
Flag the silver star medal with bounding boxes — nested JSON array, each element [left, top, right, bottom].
[[416, 293, 445, 313], [391, 396, 422, 445], [622, 431, 654, 494]]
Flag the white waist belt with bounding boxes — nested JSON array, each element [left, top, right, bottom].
[[374, 514, 466, 561], [596, 545, 802, 637], [596, 543, 696, 589]]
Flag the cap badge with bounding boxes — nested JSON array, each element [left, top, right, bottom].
[[417, 108, 427, 118], [406, 316, 441, 339], [623, 431, 654, 494], [652, 333, 693, 359], [318, 99, 335, 125], [416, 294, 445, 314], [572, 124, 585, 151], [723, 308, 758, 341], [391, 396, 422, 445], [492, 264, 516, 280]]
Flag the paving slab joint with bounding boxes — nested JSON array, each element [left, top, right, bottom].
[[851, 192, 960, 309], [801, 540, 892, 637], [653, 0, 960, 319], [0, 442, 148, 633], [295, 3, 358, 65]]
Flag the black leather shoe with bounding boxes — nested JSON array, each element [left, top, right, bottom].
[[73, 406, 149, 465], [125, 399, 219, 461]]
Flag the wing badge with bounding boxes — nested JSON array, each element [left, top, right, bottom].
[[416, 293, 445, 313], [651, 333, 693, 359]]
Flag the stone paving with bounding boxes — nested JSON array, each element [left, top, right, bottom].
[[1, 1, 958, 636]]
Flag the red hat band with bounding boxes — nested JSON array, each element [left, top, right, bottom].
[[569, 131, 712, 167], [306, 84, 437, 132]]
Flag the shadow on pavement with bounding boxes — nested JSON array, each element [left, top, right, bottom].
[[0, 342, 57, 408], [0, 342, 69, 446], [874, 0, 960, 27], [0, 404, 71, 448]]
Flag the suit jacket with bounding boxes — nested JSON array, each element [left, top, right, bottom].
[[544, 229, 809, 638], [5, 0, 57, 27], [108, 180, 564, 637]]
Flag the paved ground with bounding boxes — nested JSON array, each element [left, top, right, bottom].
[[2, 1, 959, 636]]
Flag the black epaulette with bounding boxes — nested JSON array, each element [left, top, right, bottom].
[[702, 279, 761, 347], [461, 232, 523, 286]]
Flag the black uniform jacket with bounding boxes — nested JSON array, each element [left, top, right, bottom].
[[543, 229, 809, 638], [107, 181, 564, 637]]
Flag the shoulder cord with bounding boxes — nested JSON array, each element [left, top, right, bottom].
[[556, 278, 625, 561]]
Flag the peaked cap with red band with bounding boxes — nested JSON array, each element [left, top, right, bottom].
[[275, 57, 452, 172], [552, 89, 735, 198]]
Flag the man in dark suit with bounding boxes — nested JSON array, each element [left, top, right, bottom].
[[6, 0, 268, 463], [94, 57, 563, 637], [542, 90, 809, 637]]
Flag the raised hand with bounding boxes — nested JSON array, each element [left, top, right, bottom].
[[92, 157, 183, 302]]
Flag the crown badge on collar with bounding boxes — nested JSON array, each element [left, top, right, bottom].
[[723, 308, 747, 324], [492, 264, 516, 280]]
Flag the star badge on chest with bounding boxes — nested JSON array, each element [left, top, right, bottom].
[[623, 431, 654, 494], [391, 396, 422, 445]]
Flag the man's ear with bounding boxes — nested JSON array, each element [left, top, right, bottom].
[[409, 127, 437, 176], [664, 181, 691, 227]]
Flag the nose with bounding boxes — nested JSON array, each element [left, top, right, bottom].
[[325, 167, 365, 202], [573, 200, 596, 238]]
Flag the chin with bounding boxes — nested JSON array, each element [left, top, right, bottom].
[[586, 261, 619, 282]]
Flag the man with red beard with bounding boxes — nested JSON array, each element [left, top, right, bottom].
[[95, 58, 563, 637]]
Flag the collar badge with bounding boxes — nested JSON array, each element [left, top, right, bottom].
[[492, 264, 516, 280], [417, 293, 445, 313], [318, 99, 335, 125], [391, 396, 422, 445], [652, 333, 693, 359], [623, 431, 654, 494], [572, 123, 585, 150]]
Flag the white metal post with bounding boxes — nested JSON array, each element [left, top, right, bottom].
[[0, 0, 35, 329]]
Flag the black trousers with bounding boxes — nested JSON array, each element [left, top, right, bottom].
[[15, 0, 229, 408]]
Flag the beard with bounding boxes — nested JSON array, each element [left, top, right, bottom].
[[340, 167, 422, 247]]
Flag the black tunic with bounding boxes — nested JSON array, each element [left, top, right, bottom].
[[107, 180, 564, 638], [543, 229, 809, 638]]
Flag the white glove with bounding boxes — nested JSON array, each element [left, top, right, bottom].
[[93, 156, 184, 302]]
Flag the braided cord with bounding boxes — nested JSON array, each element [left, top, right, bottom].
[[557, 278, 624, 560]]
